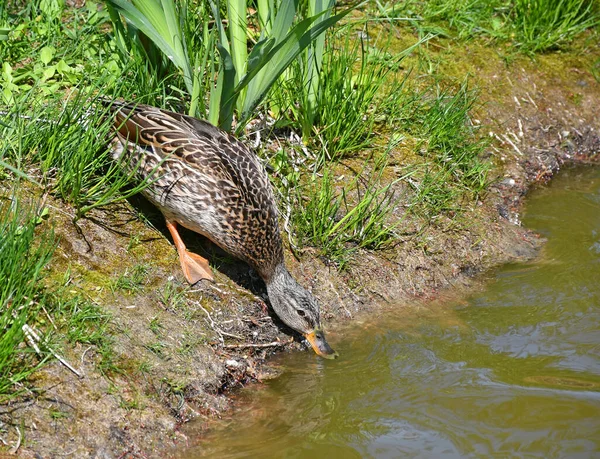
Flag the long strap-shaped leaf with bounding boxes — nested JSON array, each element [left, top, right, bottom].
[[209, 1, 237, 129], [106, 0, 193, 94], [232, 6, 354, 132]]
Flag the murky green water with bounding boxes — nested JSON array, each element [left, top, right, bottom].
[[179, 166, 600, 458]]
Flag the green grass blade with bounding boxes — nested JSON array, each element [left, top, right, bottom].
[[216, 43, 237, 131], [270, 0, 298, 41], [237, 6, 354, 130], [106, 0, 193, 93], [0, 159, 41, 185]]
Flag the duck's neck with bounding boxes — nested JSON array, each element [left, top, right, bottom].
[[263, 262, 289, 288]]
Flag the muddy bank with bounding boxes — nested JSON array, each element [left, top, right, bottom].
[[2, 41, 600, 459]]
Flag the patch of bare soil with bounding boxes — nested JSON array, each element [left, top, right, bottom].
[[2, 41, 599, 459]]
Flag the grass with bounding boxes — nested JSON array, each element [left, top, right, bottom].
[[273, 26, 421, 160], [376, 0, 599, 55], [512, 0, 599, 54], [289, 148, 405, 267], [1, 88, 160, 220], [157, 280, 189, 312], [0, 197, 55, 402], [389, 80, 490, 214], [269, 72, 489, 266], [109, 263, 151, 294]]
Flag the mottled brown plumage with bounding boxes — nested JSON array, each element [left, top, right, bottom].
[[107, 100, 283, 281], [103, 100, 337, 358]]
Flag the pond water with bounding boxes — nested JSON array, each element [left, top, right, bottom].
[[178, 166, 600, 458]]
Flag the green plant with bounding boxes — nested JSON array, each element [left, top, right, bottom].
[[0, 89, 158, 219], [375, 0, 598, 55], [512, 0, 599, 54], [158, 280, 187, 311], [294, 0, 335, 131], [59, 296, 113, 347], [0, 198, 55, 402], [291, 148, 406, 267], [109, 263, 150, 293], [0, 2, 119, 102], [420, 82, 488, 188], [148, 315, 163, 335], [391, 81, 490, 213], [274, 25, 425, 160], [105, 0, 353, 131]]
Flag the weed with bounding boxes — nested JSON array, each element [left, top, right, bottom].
[[49, 408, 70, 420], [274, 26, 418, 160], [158, 281, 188, 312], [511, 0, 599, 54], [127, 234, 142, 252], [391, 81, 490, 213], [109, 263, 150, 294], [376, 0, 599, 55], [137, 360, 152, 374], [290, 148, 405, 267], [148, 316, 163, 336], [0, 197, 55, 402], [145, 341, 167, 358], [44, 287, 119, 377], [178, 332, 207, 356], [0, 88, 159, 219]]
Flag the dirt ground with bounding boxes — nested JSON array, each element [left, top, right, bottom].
[[1, 33, 599, 459]]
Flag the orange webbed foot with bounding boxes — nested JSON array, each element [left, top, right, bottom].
[[181, 250, 214, 284], [166, 219, 214, 284]]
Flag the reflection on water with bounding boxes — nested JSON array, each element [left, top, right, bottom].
[[179, 166, 600, 458]]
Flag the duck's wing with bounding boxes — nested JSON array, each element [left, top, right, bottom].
[[102, 100, 276, 212]]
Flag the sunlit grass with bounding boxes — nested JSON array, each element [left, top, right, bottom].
[[512, 0, 599, 54], [273, 143, 409, 268], [273, 26, 425, 161], [0, 84, 168, 220], [0, 197, 54, 402], [376, 0, 599, 54], [389, 81, 490, 214]]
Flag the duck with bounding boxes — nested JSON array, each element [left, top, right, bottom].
[[102, 99, 337, 359]]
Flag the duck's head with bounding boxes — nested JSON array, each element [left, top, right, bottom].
[[266, 265, 338, 359]]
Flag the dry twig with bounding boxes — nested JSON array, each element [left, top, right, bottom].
[[222, 339, 293, 350]]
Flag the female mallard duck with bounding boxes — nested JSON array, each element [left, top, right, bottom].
[[104, 100, 337, 359]]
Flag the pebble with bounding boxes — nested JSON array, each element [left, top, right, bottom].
[[225, 359, 241, 368]]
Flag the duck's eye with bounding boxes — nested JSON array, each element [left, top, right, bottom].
[[296, 309, 306, 317]]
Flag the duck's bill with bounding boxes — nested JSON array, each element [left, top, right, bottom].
[[304, 329, 338, 359]]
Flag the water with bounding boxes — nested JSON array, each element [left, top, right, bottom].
[[178, 166, 600, 459]]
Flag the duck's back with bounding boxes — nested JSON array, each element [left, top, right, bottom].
[[107, 101, 284, 279]]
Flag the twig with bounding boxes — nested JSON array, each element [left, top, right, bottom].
[[222, 339, 293, 349], [41, 304, 58, 331], [525, 92, 538, 109], [220, 330, 245, 340], [8, 426, 21, 455], [196, 303, 244, 342], [500, 133, 523, 156], [22, 324, 83, 378], [81, 346, 93, 368]]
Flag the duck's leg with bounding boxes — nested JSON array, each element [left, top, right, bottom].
[[165, 219, 214, 283]]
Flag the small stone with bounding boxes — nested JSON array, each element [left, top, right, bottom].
[[225, 359, 240, 368]]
